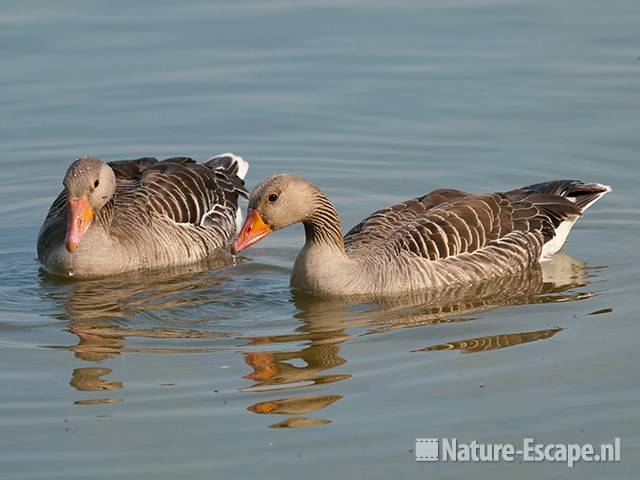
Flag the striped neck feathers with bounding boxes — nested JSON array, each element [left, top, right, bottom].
[[302, 189, 345, 252]]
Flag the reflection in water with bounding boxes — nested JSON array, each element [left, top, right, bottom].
[[42, 251, 593, 426], [248, 394, 342, 429], [242, 336, 351, 390], [74, 398, 124, 406], [70, 324, 225, 360], [248, 395, 342, 415], [70, 367, 123, 391], [40, 258, 236, 403], [244, 252, 592, 426], [414, 327, 562, 354], [43, 256, 233, 322], [269, 417, 332, 429], [67, 323, 223, 399]]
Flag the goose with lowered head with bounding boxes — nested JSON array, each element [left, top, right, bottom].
[[232, 174, 610, 296]]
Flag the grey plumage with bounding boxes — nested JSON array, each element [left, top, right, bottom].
[[38, 154, 249, 277], [237, 175, 610, 296]]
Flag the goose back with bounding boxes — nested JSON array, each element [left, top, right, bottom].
[[340, 180, 609, 293]]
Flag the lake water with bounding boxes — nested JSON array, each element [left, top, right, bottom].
[[1, 1, 639, 478]]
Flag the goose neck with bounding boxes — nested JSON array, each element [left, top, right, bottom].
[[302, 190, 345, 254]]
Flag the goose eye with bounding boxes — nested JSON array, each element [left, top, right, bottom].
[[267, 193, 279, 203], [93, 179, 100, 189]]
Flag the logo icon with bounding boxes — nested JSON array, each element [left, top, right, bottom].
[[416, 438, 439, 462]]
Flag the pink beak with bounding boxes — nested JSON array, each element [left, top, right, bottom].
[[65, 196, 94, 253]]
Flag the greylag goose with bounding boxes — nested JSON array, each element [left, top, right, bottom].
[[38, 154, 249, 277], [232, 175, 610, 296]]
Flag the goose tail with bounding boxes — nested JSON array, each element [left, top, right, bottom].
[[521, 180, 611, 260], [206, 153, 249, 180], [523, 179, 611, 212]]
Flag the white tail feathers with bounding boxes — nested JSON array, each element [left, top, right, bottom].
[[540, 217, 579, 261], [208, 152, 250, 180], [576, 183, 611, 212], [224, 153, 249, 180], [561, 182, 611, 212], [540, 182, 610, 261]]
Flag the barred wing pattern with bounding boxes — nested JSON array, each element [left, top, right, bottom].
[[344, 189, 470, 252], [122, 158, 243, 219], [344, 180, 609, 289], [109, 156, 248, 252], [387, 191, 581, 260]]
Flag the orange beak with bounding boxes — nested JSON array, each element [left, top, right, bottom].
[[231, 209, 272, 254], [65, 196, 94, 253]]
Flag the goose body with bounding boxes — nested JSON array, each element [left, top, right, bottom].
[[38, 154, 248, 277], [232, 175, 610, 296]]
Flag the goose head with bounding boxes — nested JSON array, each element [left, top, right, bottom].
[[63, 157, 116, 253], [232, 173, 318, 254]]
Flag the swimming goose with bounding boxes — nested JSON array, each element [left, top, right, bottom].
[[232, 175, 610, 296], [38, 154, 249, 277]]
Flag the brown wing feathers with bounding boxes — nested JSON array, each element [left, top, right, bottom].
[[344, 189, 469, 251], [391, 195, 509, 260], [107, 157, 247, 227], [348, 180, 600, 264], [108, 157, 158, 180]]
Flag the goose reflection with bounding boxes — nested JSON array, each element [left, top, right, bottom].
[[244, 251, 593, 427], [242, 332, 351, 390], [414, 327, 563, 354], [40, 257, 236, 401], [242, 320, 351, 428], [45, 256, 233, 323], [41, 250, 595, 424]]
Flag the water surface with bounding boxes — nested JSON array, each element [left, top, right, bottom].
[[1, 1, 639, 478]]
